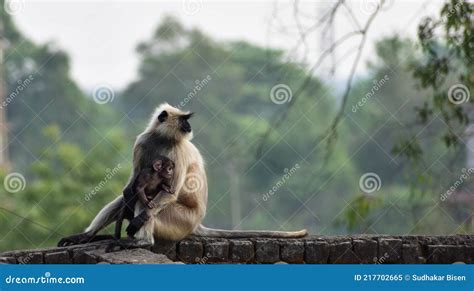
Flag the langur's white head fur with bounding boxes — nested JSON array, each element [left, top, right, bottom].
[[145, 103, 194, 141]]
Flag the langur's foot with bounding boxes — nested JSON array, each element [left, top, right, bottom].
[[147, 201, 157, 209], [125, 214, 149, 237], [57, 234, 114, 247], [105, 238, 152, 253], [57, 233, 93, 247]]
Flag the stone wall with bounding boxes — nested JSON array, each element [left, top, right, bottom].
[[1, 235, 473, 264]]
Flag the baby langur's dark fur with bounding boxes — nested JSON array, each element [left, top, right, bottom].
[[114, 156, 175, 240]]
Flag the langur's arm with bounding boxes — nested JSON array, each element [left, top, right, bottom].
[[132, 141, 144, 173], [169, 177, 176, 194], [136, 186, 149, 207], [134, 171, 152, 207], [164, 171, 176, 194], [161, 183, 174, 194], [123, 143, 144, 194]]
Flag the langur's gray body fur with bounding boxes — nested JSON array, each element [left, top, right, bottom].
[[78, 103, 306, 244]]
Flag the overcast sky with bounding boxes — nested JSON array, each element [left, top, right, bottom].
[[10, 0, 443, 90]]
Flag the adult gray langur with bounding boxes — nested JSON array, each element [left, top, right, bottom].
[[58, 103, 307, 246]]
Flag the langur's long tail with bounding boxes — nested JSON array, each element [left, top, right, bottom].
[[85, 196, 123, 235], [193, 225, 308, 238]]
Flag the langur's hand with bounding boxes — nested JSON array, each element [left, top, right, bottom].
[[162, 185, 175, 194], [147, 200, 156, 209]]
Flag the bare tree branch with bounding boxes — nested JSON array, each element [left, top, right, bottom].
[[257, 0, 385, 158], [287, 0, 344, 61], [256, 30, 362, 157], [324, 4, 382, 150]]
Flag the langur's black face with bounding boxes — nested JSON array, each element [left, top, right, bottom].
[[153, 106, 194, 140], [179, 113, 193, 133]]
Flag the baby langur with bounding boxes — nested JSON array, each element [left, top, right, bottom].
[[125, 157, 176, 238], [114, 156, 175, 241]]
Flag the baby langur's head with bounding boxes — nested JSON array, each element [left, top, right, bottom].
[[153, 156, 175, 180], [146, 103, 194, 141]]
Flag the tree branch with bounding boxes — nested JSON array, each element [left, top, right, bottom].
[[256, 0, 385, 159]]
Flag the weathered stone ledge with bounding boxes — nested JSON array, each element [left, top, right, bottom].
[[1, 235, 473, 264]]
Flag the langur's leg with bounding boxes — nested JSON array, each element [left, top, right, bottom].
[[132, 202, 155, 245], [106, 202, 154, 252], [114, 206, 125, 240], [134, 193, 178, 244], [125, 211, 150, 238]]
